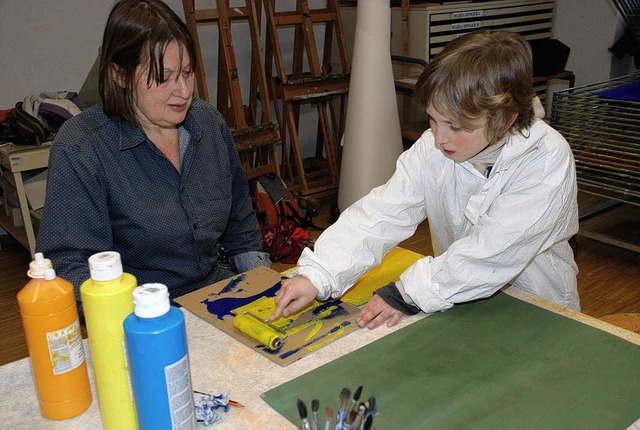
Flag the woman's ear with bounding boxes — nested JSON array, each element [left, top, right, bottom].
[[112, 64, 126, 88], [508, 111, 519, 129]]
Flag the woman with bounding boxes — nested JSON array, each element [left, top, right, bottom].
[[36, 0, 270, 311]]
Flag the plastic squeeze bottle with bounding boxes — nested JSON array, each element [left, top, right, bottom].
[[17, 253, 92, 420], [80, 251, 138, 430], [124, 283, 196, 430]]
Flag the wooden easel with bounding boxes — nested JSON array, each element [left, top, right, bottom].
[[263, 0, 350, 198], [181, 0, 280, 181]]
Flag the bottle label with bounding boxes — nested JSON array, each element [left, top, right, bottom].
[[165, 354, 196, 430], [122, 337, 135, 402], [46, 319, 86, 375]]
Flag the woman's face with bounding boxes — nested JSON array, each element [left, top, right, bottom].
[[427, 104, 490, 163], [133, 41, 194, 134]]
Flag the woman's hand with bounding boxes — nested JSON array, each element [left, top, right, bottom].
[[269, 275, 318, 321], [357, 294, 404, 329]]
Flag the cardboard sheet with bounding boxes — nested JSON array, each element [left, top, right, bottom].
[[262, 293, 640, 429], [175, 266, 362, 366], [176, 248, 425, 366]]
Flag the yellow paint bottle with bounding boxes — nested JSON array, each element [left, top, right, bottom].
[[80, 251, 138, 430]]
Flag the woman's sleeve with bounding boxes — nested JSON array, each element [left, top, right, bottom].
[[217, 119, 271, 271], [35, 139, 114, 297]]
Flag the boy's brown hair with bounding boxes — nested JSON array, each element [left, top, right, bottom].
[[415, 30, 535, 144]]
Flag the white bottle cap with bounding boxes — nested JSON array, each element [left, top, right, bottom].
[[44, 268, 57, 281], [133, 283, 170, 318], [88, 251, 124, 281], [27, 252, 53, 278]]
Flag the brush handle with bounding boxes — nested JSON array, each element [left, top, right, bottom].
[[335, 410, 346, 430], [301, 417, 311, 430], [312, 412, 319, 430]]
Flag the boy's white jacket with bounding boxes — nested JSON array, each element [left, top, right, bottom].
[[293, 116, 580, 313]]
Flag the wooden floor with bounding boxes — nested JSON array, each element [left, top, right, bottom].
[[1, 192, 638, 366]]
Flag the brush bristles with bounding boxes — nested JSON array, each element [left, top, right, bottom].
[[353, 385, 363, 402], [312, 398, 319, 413], [297, 398, 308, 420], [338, 387, 351, 410], [325, 406, 333, 420]]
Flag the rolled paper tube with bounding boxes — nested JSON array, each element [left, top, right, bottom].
[[233, 312, 284, 350], [337, 0, 404, 211]]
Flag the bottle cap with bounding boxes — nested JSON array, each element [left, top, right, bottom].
[[133, 283, 170, 318], [88, 251, 123, 281], [27, 252, 53, 278], [44, 268, 57, 281]]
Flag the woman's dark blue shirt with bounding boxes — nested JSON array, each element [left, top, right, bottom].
[[36, 98, 270, 304]]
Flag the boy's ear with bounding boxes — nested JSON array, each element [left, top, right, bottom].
[[508, 111, 519, 129], [112, 64, 126, 88]]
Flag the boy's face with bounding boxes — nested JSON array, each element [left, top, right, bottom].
[[427, 104, 490, 163]]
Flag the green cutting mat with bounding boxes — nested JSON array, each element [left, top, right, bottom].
[[262, 293, 640, 429]]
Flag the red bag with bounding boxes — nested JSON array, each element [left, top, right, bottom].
[[254, 174, 312, 262]]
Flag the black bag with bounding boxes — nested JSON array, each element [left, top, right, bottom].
[[0, 102, 49, 145], [529, 38, 570, 77]]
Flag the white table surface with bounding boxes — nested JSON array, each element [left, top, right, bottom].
[[2, 290, 639, 430]]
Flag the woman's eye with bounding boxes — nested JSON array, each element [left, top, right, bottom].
[[450, 125, 463, 132]]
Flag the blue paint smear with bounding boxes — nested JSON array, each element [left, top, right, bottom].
[[279, 320, 352, 360], [314, 300, 350, 318], [217, 274, 247, 295], [202, 281, 282, 320]]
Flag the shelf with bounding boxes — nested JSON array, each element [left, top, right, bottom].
[[0, 144, 51, 255]]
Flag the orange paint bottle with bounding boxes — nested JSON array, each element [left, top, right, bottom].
[[17, 253, 93, 420]]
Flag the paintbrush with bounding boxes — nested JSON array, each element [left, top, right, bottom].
[[335, 387, 351, 430], [351, 402, 366, 430], [324, 406, 333, 430], [344, 385, 362, 425], [361, 414, 373, 430], [361, 395, 376, 430], [311, 399, 320, 430], [297, 398, 312, 430]]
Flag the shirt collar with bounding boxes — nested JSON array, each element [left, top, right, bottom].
[[117, 103, 204, 150]]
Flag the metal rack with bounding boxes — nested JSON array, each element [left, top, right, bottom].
[[551, 72, 640, 252]]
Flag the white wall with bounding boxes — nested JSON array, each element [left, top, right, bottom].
[[0, 1, 631, 112], [0, 0, 185, 107], [554, 0, 623, 87]]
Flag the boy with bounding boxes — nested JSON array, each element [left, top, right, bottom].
[[270, 30, 579, 329]]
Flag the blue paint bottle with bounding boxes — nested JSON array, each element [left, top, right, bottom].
[[123, 283, 196, 430]]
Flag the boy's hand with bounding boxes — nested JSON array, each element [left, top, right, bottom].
[[269, 275, 318, 321], [357, 294, 404, 329]]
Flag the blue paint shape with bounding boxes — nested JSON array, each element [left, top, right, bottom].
[[202, 281, 282, 320], [314, 300, 350, 319], [217, 274, 247, 295]]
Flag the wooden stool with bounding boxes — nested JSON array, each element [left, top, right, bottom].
[[600, 313, 640, 334]]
